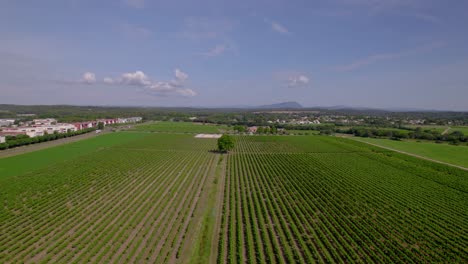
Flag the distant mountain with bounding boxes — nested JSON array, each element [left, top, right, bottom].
[[258, 101, 303, 109]]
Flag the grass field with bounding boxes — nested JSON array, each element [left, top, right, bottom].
[[1, 130, 467, 263], [133, 121, 230, 134], [406, 125, 468, 134], [353, 137, 468, 168]]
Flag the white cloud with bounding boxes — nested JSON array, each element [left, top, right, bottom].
[[99, 69, 196, 97], [265, 19, 290, 34], [288, 75, 310, 87], [123, 0, 145, 9], [77, 69, 196, 97], [175, 69, 188, 82], [271, 22, 289, 34], [121, 70, 151, 86], [103, 77, 114, 84], [82, 72, 96, 84]]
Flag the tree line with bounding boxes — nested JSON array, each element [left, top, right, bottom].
[[0, 128, 96, 150]]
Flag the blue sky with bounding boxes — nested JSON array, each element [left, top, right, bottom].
[[1, 0, 468, 110]]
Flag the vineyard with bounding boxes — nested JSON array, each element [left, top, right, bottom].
[[217, 136, 468, 263], [0, 131, 467, 263], [132, 121, 230, 134], [0, 133, 223, 263]]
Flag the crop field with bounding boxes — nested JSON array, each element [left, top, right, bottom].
[[217, 136, 467, 263], [0, 133, 223, 263], [353, 137, 468, 168], [1, 131, 467, 263], [407, 125, 468, 134], [0, 132, 147, 178], [133, 121, 230, 134]]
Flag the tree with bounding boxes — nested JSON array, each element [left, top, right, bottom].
[[217, 134, 234, 153], [97, 122, 105, 130]]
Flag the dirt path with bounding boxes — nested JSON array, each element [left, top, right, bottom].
[[0, 131, 104, 158], [442, 127, 451, 135], [209, 155, 227, 264], [352, 138, 468, 171]]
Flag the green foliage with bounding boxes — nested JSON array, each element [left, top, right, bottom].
[[133, 121, 230, 134], [217, 134, 234, 153], [97, 122, 105, 130], [2, 128, 96, 150], [233, 125, 247, 133]]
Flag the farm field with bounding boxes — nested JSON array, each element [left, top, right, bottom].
[[217, 136, 467, 263], [0, 133, 223, 263], [0, 132, 147, 178], [353, 137, 468, 168], [1, 130, 467, 263], [406, 125, 468, 134], [133, 121, 230, 134], [286, 130, 320, 135]]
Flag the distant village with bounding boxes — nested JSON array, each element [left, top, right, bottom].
[[0, 117, 142, 144]]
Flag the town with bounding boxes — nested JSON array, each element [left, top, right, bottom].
[[0, 117, 142, 145]]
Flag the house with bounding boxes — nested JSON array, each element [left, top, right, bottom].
[[247, 126, 258, 133], [33, 118, 57, 126], [0, 136, 5, 143]]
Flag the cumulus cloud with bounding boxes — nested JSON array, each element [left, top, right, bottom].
[[82, 72, 96, 84], [121, 70, 151, 86], [288, 75, 310, 87], [97, 69, 196, 97]]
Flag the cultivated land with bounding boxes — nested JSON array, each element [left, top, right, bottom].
[[1, 123, 467, 263], [0, 132, 146, 178], [132, 121, 230, 134], [407, 125, 468, 134], [353, 137, 468, 168]]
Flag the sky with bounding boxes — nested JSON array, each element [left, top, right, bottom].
[[1, 0, 468, 110]]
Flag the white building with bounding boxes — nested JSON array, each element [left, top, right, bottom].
[[0, 119, 15, 127], [33, 118, 57, 126], [117, 117, 143, 123], [0, 136, 5, 143]]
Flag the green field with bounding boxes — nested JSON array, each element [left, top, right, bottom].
[[0, 132, 147, 178], [406, 125, 468, 134], [133, 121, 230, 134], [0, 133, 467, 263], [353, 137, 468, 168], [286, 130, 320, 135]]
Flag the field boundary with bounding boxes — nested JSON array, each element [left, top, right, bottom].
[[349, 137, 468, 171]]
